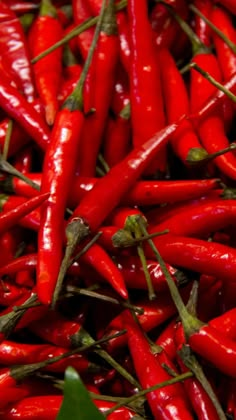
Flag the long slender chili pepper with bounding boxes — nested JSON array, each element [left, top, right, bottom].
[[128, 0, 166, 174], [145, 234, 236, 284], [77, 0, 119, 177], [37, 0, 108, 306], [54, 120, 180, 303], [0, 2, 35, 102], [149, 199, 236, 239], [0, 340, 96, 374], [158, 47, 208, 164], [193, 0, 213, 47], [0, 192, 49, 235], [122, 310, 193, 420], [28, 0, 64, 125]]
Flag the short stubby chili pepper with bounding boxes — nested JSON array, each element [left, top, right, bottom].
[[122, 310, 193, 420], [128, 0, 166, 174], [28, 0, 64, 125], [0, 192, 49, 235], [0, 1, 35, 102], [77, 0, 119, 177]]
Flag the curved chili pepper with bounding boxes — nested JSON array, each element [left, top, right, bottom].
[[0, 281, 28, 307], [28, 310, 86, 348], [145, 234, 236, 283], [158, 47, 207, 164], [0, 192, 49, 235], [128, 0, 166, 174], [122, 310, 193, 420], [9, 1, 40, 15], [0, 71, 50, 151], [155, 318, 177, 361], [28, 0, 63, 125], [149, 199, 236, 239], [77, 0, 119, 177], [0, 2, 35, 102], [0, 340, 96, 374]]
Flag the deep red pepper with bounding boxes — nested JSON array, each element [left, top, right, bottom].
[[122, 310, 193, 420], [77, 0, 119, 177], [149, 199, 236, 239], [9, 1, 40, 15], [13, 145, 33, 174], [128, 0, 166, 174], [214, 0, 236, 14], [155, 318, 177, 361], [103, 108, 131, 168], [58, 63, 82, 106], [0, 340, 95, 374], [115, 10, 131, 73], [0, 192, 49, 235], [193, 0, 213, 47], [0, 281, 28, 307], [158, 47, 207, 164], [72, 0, 95, 60], [174, 323, 219, 420], [28, 0, 64, 125], [28, 310, 86, 348], [211, 6, 236, 81], [0, 71, 50, 151], [145, 234, 236, 284], [0, 2, 35, 102]]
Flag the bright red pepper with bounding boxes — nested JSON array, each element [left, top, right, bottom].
[[0, 2, 35, 101], [122, 310, 193, 420], [72, 0, 95, 60]]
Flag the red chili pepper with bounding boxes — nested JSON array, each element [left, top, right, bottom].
[[155, 318, 177, 361], [214, 0, 236, 14], [115, 11, 131, 73], [158, 47, 207, 164], [193, 0, 213, 47], [149, 199, 236, 239], [146, 234, 236, 284], [0, 340, 96, 374], [58, 63, 82, 106], [103, 108, 131, 168], [72, 0, 95, 60], [122, 310, 193, 420], [150, 0, 189, 51], [0, 192, 49, 235], [128, 0, 166, 174], [0, 227, 22, 268], [8, 1, 40, 15], [0, 281, 28, 307], [174, 323, 219, 420], [28, 0, 64, 125], [0, 71, 50, 151], [78, 240, 128, 299], [13, 145, 33, 174], [28, 310, 86, 348], [113, 255, 183, 293], [0, 2, 35, 102], [77, 0, 119, 177]]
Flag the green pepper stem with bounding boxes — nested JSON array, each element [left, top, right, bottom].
[[40, 0, 57, 17]]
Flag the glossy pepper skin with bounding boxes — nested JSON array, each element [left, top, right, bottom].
[[28, 0, 63, 125], [0, 1, 35, 102], [122, 310, 193, 420]]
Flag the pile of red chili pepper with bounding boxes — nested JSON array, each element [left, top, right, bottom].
[[0, 0, 235, 418]]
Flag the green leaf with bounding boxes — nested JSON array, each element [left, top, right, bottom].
[[56, 367, 106, 420]]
